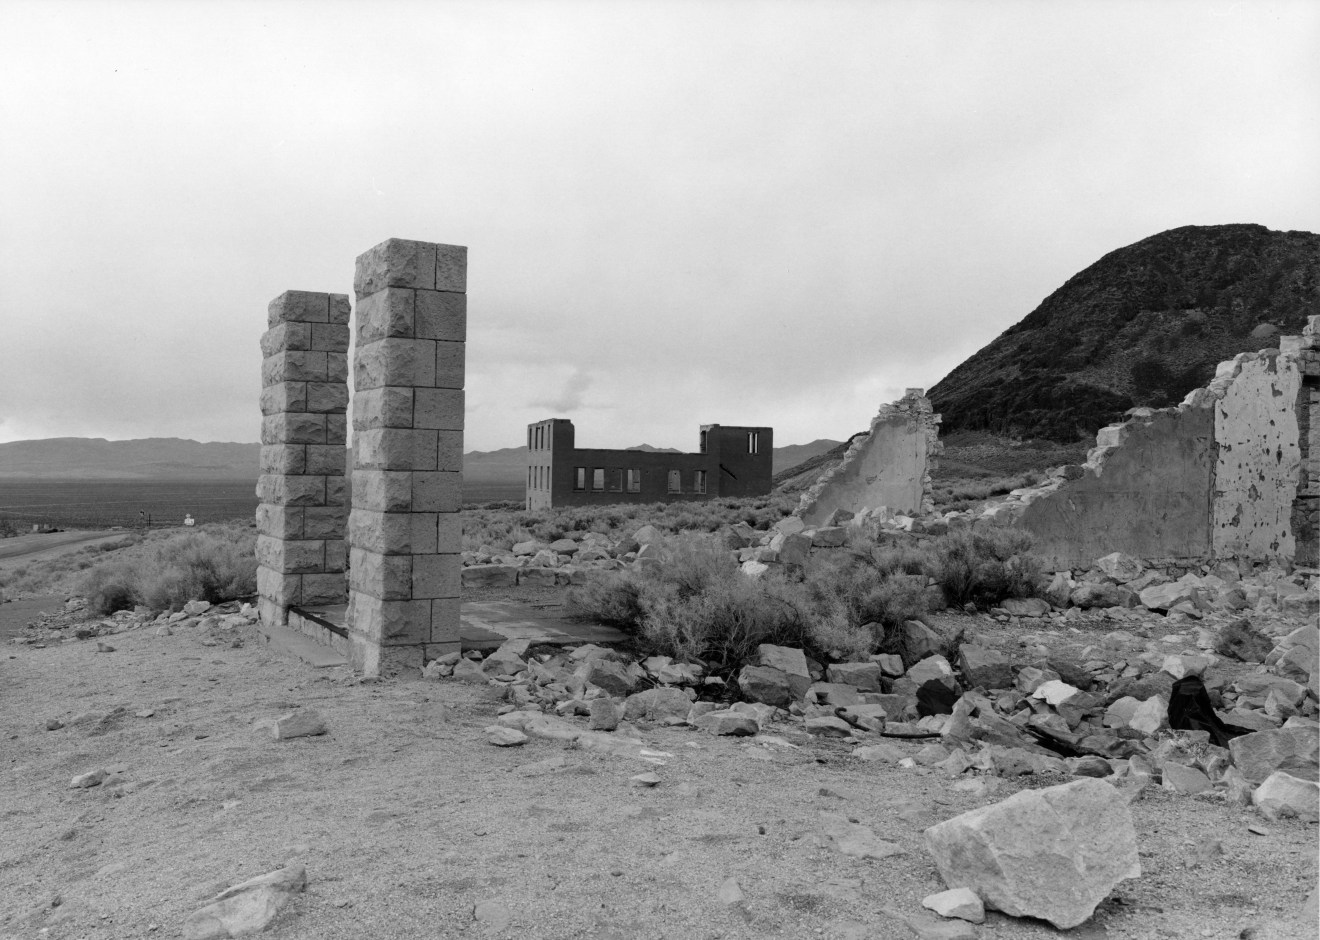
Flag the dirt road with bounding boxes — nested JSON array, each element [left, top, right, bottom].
[[0, 530, 131, 562]]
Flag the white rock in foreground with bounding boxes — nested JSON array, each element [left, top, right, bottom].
[[923, 778, 1140, 929], [182, 865, 306, 940]]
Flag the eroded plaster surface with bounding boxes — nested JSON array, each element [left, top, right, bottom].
[[796, 390, 940, 525], [1208, 350, 1301, 560]]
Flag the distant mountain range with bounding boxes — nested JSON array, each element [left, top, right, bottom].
[[0, 437, 840, 482]]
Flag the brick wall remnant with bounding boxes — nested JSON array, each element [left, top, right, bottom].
[[346, 239, 467, 676], [795, 389, 941, 526], [255, 291, 351, 632]]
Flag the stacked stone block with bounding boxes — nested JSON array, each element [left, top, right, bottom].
[[347, 239, 466, 675], [256, 291, 351, 631]]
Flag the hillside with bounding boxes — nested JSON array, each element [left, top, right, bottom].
[[928, 224, 1320, 441]]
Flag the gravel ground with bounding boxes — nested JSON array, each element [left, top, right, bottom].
[[2, 600, 1317, 940]]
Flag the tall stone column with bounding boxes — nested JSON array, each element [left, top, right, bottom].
[[347, 239, 466, 675], [255, 291, 351, 632]]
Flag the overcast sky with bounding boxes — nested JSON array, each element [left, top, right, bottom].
[[2, 0, 1317, 453]]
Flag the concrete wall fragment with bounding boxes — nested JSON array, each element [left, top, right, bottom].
[[795, 389, 941, 526], [1015, 323, 1315, 570]]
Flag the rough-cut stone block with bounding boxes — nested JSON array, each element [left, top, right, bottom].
[[354, 428, 440, 471], [346, 593, 430, 643], [326, 352, 349, 384], [310, 322, 350, 352], [325, 475, 347, 506], [347, 509, 434, 555], [435, 245, 466, 293], [257, 566, 302, 606], [436, 430, 463, 471], [1252, 771, 1320, 821], [351, 469, 414, 513], [461, 564, 518, 588], [429, 597, 462, 644], [268, 290, 330, 326], [260, 444, 305, 475], [434, 341, 464, 389], [260, 321, 312, 356], [413, 388, 464, 431], [415, 290, 466, 341], [301, 506, 346, 539], [301, 573, 347, 607], [305, 382, 349, 414], [352, 387, 416, 430], [261, 413, 326, 445], [326, 414, 347, 446], [349, 548, 413, 600], [436, 513, 461, 553], [413, 471, 461, 512], [257, 505, 303, 540], [1229, 727, 1320, 785], [256, 535, 325, 574], [826, 661, 883, 692], [305, 444, 348, 476], [355, 287, 415, 343], [324, 539, 347, 573], [328, 294, 351, 325], [263, 351, 329, 386], [355, 239, 438, 295], [259, 383, 308, 416], [923, 778, 1140, 929], [354, 338, 436, 391], [411, 554, 460, 599], [257, 474, 326, 507]]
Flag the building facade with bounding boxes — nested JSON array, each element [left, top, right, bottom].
[[526, 419, 773, 509]]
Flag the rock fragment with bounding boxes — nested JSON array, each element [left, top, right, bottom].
[[923, 778, 1140, 929], [922, 887, 985, 924], [182, 865, 305, 940]]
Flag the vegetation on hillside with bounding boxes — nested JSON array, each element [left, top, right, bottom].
[[928, 224, 1320, 441]]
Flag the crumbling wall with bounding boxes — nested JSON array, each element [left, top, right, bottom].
[[796, 389, 941, 525], [1208, 350, 1301, 560], [1014, 328, 1311, 570], [1016, 406, 1214, 569], [1287, 319, 1320, 567]]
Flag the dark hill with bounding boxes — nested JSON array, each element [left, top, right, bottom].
[[928, 224, 1320, 441]]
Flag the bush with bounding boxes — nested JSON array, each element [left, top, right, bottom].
[[929, 528, 1042, 607], [564, 576, 645, 630], [75, 524, 256, 613]]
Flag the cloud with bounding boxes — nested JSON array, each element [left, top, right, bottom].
[[530, 369, 593, 415]]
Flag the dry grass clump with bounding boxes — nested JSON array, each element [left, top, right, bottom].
[[75, 525, 256, 614], [0, 534, 143, 596], [566, 527, 1043, 676]]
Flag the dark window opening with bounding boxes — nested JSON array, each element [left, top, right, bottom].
[[592, 468, 605, 491], [574, 467, 586, 491], [627, 469, 641, 493]]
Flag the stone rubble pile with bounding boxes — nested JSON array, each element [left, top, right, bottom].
[[10, 597, 259, 649]]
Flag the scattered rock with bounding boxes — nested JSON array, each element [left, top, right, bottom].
[[717, 876, 744, 906], [487, 727, 528, 747], [629, 772, 661, 788], [819, 811, 905, 859], [1252, 771, 1320, 822], [922, 887, 985, 924], [271, 710, 327, 740], [694, 710, 759, 736], [588, 697, 621, 732], [923, 777, 1140, 930], [472, 899, 512, 932], [70, 769, 107, 789], [182, 865, 305, 940]]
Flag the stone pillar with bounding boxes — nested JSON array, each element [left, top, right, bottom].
[[1290, 316, 1320, 567], [255, 291, 351, 631], [347, 239, 466, 676]]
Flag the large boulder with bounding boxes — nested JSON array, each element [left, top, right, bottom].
[[461, 564, 518, 589], [1229, 727, 1320, 785], [738, 665, 795, 708], [826, 661, 883, 692], [1094, 553, 1143, 583], [623, 687, 694, 723], [1001, 597, 1051, 618], [923, 778, 1140, 930], [1070, 583, 1137, 610], [959, 645, 1014, 690], [755, 645, 812, 698], [1252, 771, 1320, 822]]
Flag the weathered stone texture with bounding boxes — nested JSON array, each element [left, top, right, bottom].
[[797, 389, 942, 525], [256, 291, 350, 632], [347, 239, 467, 676]]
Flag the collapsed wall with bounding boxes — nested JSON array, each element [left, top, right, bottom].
[[1011, 319, 1317, 570], [795, 389, 941, 526]]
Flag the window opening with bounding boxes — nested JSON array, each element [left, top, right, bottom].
[[574, 467, 586, 490], [627, 468, 641, 493], [667, 470, 682, 494], [610, 469, 623, 491], [748, 431, 759, 454], [592, 468, 605, 491], [694, 470, 706, 494]]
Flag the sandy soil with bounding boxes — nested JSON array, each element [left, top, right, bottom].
[[2, 599, 1317, 940]]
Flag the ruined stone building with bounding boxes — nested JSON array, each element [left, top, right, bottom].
[[525, 420, 773, 509]]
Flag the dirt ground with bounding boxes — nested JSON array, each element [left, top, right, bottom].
[[2, 589, 1317, 940]]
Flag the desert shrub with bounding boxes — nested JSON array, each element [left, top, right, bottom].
[[73, 524, 256, 612], [640, 574, 808, 673], [563, 575, 646, 630], [929, 528, 1042, 607], [647, 533, 738, 599]]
